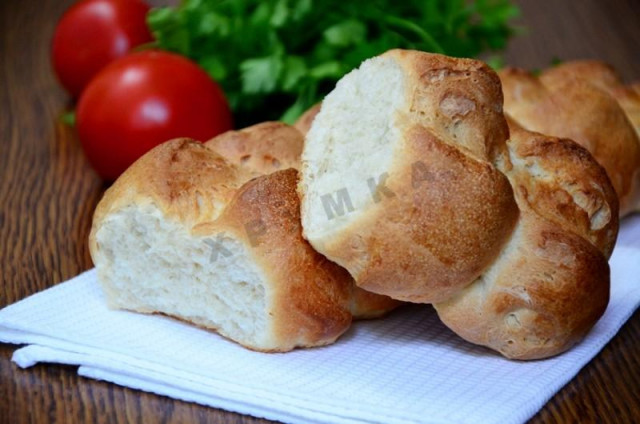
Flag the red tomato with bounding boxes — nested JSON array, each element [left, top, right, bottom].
[[52, 0, 153, 98], [77, 51, 233, 180]]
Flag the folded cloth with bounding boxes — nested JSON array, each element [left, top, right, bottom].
[[1, 216, 640, 424]]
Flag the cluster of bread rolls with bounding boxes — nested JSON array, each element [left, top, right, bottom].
[[90, 49, 638, 359]]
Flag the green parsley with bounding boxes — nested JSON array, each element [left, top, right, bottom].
[[148, 0, 519, 126]]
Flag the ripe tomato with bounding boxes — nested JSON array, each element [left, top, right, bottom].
[[77, 51, 233, 180], [52, 0, 153, 98]]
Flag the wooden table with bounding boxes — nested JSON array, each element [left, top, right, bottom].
[[1, 0, 639, 422]]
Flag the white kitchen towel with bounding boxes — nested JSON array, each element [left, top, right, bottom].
[[1, 215, 639, 424]]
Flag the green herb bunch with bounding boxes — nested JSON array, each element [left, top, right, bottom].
[[149, 0, 519, 126]]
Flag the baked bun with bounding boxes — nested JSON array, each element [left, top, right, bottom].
[[300, 49, 519, 304], [299, 49, 618, 359], [499, 65, 640, 216], [90, 126, 399, 352], [434, 121, 617, 359]]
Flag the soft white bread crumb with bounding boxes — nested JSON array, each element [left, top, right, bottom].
[[94, 203, 270, 347], [300, 56, 404, 248]]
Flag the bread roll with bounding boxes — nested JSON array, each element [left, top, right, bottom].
[[434, 122, 617, 359], [90, 125, 399, 352], [299, 49, 519, 304], [299, 49, 618, 359], [499, 65, 640, 216]]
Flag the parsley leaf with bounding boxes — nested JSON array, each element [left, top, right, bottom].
[[149, 0, 519, 126]]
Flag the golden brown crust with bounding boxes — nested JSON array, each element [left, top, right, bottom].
[[349, 287, 401, 319], [205, 121, 303, 175], [505, 120, 619, 256], [542, 61, 620, 90], [214, 169, 354, 348], [388, 49, 510, 162], [499, 65, 640, 215], [541, 61, 640, 149], [435, 215, 610, 360], [338, 125, 518, 303], [90, 139, 243, 238], [434, 125, 616, 360], [91, 126, 399, 352]]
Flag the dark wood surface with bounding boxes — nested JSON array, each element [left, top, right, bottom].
[[1, 0, 639, 423]]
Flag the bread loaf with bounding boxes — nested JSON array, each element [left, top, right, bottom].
[[299, 49, 618, 359], [90, 124, 398, 352], [499, 65, 640, 216]]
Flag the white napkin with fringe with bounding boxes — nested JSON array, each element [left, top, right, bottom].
[[1, 215, 639, 424]]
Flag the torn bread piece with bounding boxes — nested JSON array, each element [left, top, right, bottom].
[[299, 49, 518, 304], [91, 125, 399, 351]]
